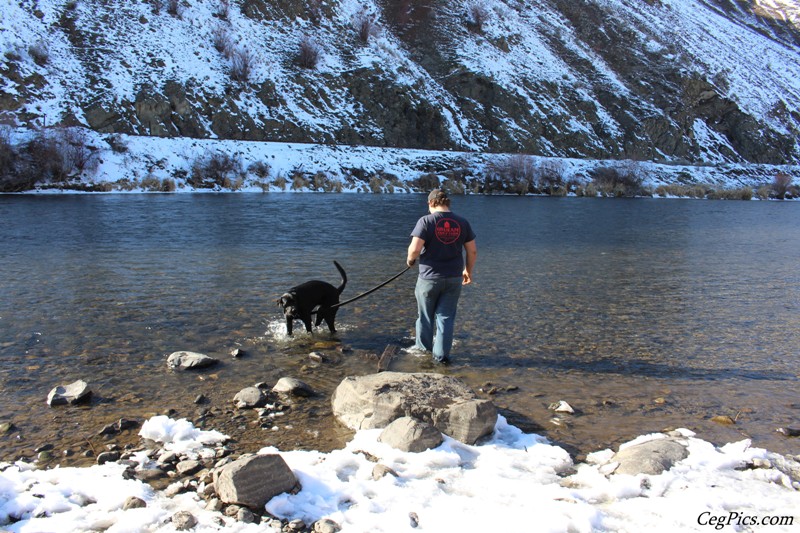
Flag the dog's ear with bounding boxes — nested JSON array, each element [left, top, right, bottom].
[[277, 293, 293, 307]]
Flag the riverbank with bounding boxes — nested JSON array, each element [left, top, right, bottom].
[[1, 414, 798, 532], [2, 128, 798, 197]]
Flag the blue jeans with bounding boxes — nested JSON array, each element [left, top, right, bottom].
[[415, 276, 463, 362]]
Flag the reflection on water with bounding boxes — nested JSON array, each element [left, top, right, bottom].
[[1, 194, 798, 464]]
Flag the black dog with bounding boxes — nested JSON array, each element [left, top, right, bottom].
[[277, 261, 347, 336]]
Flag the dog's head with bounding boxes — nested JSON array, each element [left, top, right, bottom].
[[277, 292, 298, 317]]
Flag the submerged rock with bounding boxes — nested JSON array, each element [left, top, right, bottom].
[[167, 351, 219, 370]]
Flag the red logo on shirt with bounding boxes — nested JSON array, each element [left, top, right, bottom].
[[435, 219, 461, 244]]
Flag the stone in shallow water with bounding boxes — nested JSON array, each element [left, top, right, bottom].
[[167, 351, 219, 370], [47, 379, 92, 406]]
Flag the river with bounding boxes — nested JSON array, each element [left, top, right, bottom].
[[1, 194, 798, 464]]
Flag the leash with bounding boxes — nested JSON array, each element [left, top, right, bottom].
[[321, 265, 412, 312]]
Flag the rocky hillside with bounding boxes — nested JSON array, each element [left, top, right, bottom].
[[2, 0, 800, 165]]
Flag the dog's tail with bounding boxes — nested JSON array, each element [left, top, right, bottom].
[[333, 260, 347, 295]]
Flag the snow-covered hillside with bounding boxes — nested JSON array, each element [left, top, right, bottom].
[[1, 0, 800, 176]]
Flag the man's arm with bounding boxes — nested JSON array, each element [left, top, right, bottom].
[[462, 239, 477, 285], [407, 237, 425, 267]]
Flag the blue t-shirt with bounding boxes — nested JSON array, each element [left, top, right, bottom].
[[410, 211, 476, 280]]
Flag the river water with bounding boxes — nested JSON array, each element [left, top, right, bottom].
[[1, 194, 798, 465]]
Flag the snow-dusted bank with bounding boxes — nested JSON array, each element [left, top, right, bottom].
[[3, 128, 798, 195], [1, 416, 797, 532]]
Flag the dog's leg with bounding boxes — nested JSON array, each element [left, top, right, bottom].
[[324, 310, 337, 333], [285, 317, 293, 336], [302, 314, 313, 333]]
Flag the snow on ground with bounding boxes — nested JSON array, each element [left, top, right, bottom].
[[5, 128, 797, 194], [0, 416, 798, 532]]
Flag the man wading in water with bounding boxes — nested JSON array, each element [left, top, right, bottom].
[[406, 189, 477, 364]]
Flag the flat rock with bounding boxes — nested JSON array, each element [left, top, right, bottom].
[[331, 372, 497, 445], [47, 380, 92, 406], [611, 437, 689, 475], [167, 351, 219, 370]]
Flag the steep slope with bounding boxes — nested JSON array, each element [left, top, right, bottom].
[[1, 0, 799, 164]]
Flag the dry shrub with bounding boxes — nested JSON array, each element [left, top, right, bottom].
[[248, 160, 271, 180], [707, 187, 753, 201], [487, 154, 535, 195], [189, 152, 243, 189], [591, 161, 645, 197], [368, 175, 387, 193], [411, 172, 440, 191], [216, 0, 230, 20], [212, 26, 233, 58], [29, 40, 49, 66], [291, 172, 310, 190], [298, 36, 320, 69], [466, 1, 489, 33], [230, 47, 255, 83], [772, 172, 793, 199], [273, 174, 287, 190], [353, 9, 377, 43], [536, 159, 566, 193], [167, 0, 181, 18]]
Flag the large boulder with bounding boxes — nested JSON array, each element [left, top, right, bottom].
[[214, 454, 299, 511], [331, 372, 497, 445], [611, 438, 689, 475]]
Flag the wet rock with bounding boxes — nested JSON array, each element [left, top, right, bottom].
[[272, 377, 315, 397], [314, 518, 342, 533], [234, 387, 268, 409], [97, 451, 121, 465], [167, 351, 219, 370], [549, 401, 575, 414], [610, 437, 689, 475], [194, 394, 208, 404], [0, 422, 15, 434], [123, 496, 147, 510], [777, 427, 800, 437], [215, 454, 299, 511], [47, 380, 92, 406], [332, 372, 497, 445], [379, 417, 443, 453], [99, 418, 140, 435], [230, 348, 244, 358], [711, 415, 736, 425], [172, 511, 197, 531]]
